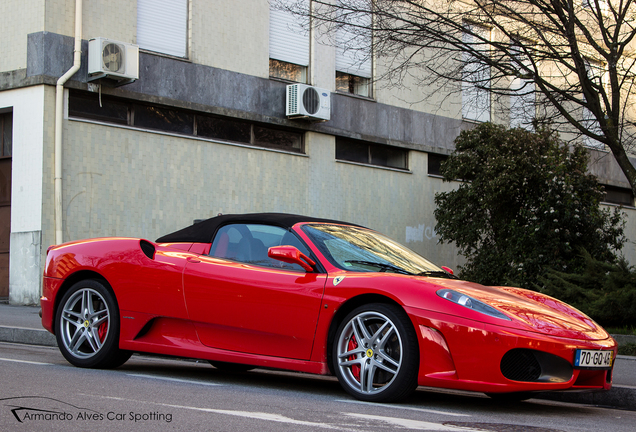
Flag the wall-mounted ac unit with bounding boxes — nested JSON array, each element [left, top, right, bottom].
[[88, 37, 139, 83], [286, 84, 330, 121]]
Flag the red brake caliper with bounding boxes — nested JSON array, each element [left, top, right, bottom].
[[97, 321, 108, 342], [348, 335, 361, 381]]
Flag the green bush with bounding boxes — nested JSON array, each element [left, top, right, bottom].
[[539, 251, 636, 327], [434, 123, 625, 289], [618, 343, 636, 356]]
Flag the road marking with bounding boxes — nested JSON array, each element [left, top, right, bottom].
[[335, 399, 470, 417], [159, 404, 340, 429], [84, 395, 340, 430], [0, 357, 53, 366], [345, 413, 483, 431], [125, 373, 223, 386]]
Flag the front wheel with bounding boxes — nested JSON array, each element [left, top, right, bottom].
[[333, 303, 419, 402], [55, 279, 131, 368]]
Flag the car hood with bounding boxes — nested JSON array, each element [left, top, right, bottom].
[[418, 278, 610, 341]]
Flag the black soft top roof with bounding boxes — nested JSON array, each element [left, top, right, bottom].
[[156, 212, 361, 243]]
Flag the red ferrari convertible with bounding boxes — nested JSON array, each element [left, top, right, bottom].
[[41, 213, 616, 402]]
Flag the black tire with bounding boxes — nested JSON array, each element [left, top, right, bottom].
[[209, 361, 255, 373], [332, 303, 419, 402], [55, 279, 131, 368]]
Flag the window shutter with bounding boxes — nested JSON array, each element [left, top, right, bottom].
[[269, 0, 310, 66], [462, 25, 491, 122], [510, 43, 535, 130], [335, 6, 372, 78], [137, 0, 188, 58]]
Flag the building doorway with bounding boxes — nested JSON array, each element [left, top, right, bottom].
[[0, 111, 12, 299]]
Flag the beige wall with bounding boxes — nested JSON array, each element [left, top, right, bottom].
[[614, 206, 636, 265], [0, 0, 44, 72], [41, 86, 56, 260], [43, 0, 135, 42], [59, 120, 463, 269], [190, 0, 269, 77]]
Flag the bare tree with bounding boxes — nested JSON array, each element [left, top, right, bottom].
[[276, 0, 636, 194]]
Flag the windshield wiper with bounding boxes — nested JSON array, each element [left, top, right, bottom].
[[344, 260, 413, 275], [417, 270, 457, 279]]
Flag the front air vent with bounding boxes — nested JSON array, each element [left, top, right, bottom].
[[501, 349, 542, 382], [140, 240, 156, 260], [500, 349, 573, 383]]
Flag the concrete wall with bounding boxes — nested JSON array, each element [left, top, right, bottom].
[[0, 86, 46, 305], [190, 0, 269, 78], [0, 0, 44, 73], [43, 0, 136, 43], [619, 207, 636, 265], [60, 119, 461, 269]]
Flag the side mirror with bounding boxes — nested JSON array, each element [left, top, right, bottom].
[[441, 266, 454, 275], [268, 246, 316, 272]]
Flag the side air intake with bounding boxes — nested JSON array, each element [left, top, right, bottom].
[[140, 240, 156, 260]]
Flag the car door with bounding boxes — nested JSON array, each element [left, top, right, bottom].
[[183, 223, 326, 360]]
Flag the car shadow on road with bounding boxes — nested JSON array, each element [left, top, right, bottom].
[[115, 354, 598, 416]]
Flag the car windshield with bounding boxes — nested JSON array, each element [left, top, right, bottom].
[[302, 224, 448, 276]]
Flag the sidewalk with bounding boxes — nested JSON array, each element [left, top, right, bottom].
[[1, 303, 634, 410]]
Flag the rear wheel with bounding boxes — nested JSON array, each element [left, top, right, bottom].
[[333, 303, 419, 402], [55, 279, 131, 368]]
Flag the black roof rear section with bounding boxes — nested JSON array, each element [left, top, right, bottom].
[[156, 212, 361, 243]]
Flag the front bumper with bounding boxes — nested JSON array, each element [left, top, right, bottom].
[[406, 306, 616, 394]]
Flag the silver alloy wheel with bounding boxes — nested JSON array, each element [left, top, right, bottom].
[[336, 311, 403, 395], [60, 288, 110, 359]]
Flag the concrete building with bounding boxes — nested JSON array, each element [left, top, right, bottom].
[[1, 0, 634, 304]]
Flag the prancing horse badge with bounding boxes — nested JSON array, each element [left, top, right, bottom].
[[333, 276, 345, 286]]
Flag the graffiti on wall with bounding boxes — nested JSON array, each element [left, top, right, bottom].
[[405, 223, 438, 243]]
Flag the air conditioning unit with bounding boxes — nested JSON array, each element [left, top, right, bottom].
[[286, 84, 331, 121], [88, 37, 139, 83]]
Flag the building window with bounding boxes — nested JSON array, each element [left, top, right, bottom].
[[137, 0, 188, 57], [336, 138, 408, 170], [68, 91, 304, 154], [582, 0, 609, 13], [269, 0, 309, 82], [582, 59, 606, 150], [602, 185, 634, 207], [336, 72, 370, 97], [428, 153, 448, 177], [510, 42, 535, 130], [197, 116, 251, 144], [134, 104, 194, 135], [335, 3, 372, 97], [269, 59, 307, 83], [462, 24, 491, 122], [0, 112, 12, 158]]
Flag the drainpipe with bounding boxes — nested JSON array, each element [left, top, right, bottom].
[[54, 0, 82, 245]]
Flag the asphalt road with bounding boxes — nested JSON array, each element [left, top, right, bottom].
[[1, 342, 634, 432]]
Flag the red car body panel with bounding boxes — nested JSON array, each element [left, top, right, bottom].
[[41, 221, 617, 395]]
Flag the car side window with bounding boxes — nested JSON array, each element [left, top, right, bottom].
[[209, 224, 311, 271]]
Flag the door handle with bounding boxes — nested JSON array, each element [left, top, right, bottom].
[[187, 257, 201, 263]]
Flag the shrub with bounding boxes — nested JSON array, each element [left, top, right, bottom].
[[539, 250, 636, 327], [434, 123, 625, 289]]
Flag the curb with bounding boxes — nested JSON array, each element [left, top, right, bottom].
[[534, 385, 636, 411], [0, 325, 57, 347]]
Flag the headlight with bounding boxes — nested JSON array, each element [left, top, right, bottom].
[[437, 289, 511, 321]]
